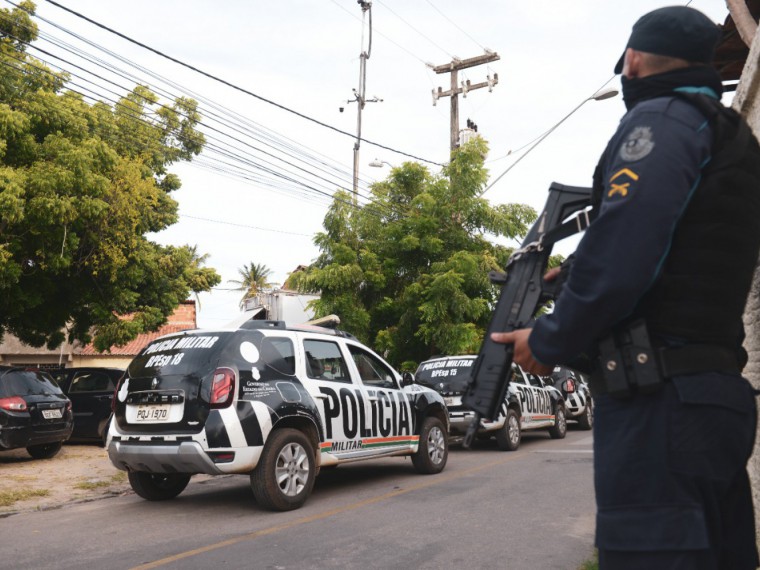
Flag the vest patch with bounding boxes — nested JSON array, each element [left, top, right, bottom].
[[619, 126, 655, 161]]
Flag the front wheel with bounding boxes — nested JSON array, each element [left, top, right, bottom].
[[548, 404, 567, 439], [27, 441, 62, 459], [577, 398, 593, 430], [251, 428, 316, 511], [495, 408, 521, 451], [411, 417, 448, 474], [128, 472, 190, 500]]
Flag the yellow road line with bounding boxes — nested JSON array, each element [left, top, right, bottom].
[[132, 451, 527, 569]]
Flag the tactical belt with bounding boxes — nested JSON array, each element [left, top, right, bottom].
[[656, 344, 740, 378], [591, 321, 741, 397]]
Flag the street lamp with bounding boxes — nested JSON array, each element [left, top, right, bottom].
[[480, 86, 619, 196], [369, 158, 393, 168]]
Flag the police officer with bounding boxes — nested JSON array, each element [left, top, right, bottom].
[[493, 6, 760, 569]]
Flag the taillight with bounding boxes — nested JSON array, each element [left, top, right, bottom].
[[210, 368, 235, 408], [565, 379, 576, 393], [0, 396, 28, 412], [111, 375, 125, 412], [65, 400, 72, 412]]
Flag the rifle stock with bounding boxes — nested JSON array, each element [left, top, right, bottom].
[[461, 182, 593, 448]]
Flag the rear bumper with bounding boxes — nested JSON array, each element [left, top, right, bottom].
[[448, 408, 505, 436], [107, 437, 263, 475], [108, 440, 223, 475], [0, 423, 73, 450]]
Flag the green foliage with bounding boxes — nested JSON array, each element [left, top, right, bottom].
[[291, 137, 538, 368], [0, 2, 220, 350], [229, 262, 273, 308]]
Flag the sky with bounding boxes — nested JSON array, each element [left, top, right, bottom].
[[24, 0, 732, 328]]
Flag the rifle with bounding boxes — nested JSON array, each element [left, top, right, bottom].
[[461, 182, 593, 448]]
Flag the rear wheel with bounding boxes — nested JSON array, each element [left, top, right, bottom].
[[548, 404, 567, 439], [27, 441, 62, 459], [128, 472, 191, 500], [251, 428, 315, 511], [412, 416, 448, 474], [577, 398, 593, 430], [495, 408, 521, 451]]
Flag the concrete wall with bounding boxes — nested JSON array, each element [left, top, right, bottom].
[[733, 23, 760, 547]]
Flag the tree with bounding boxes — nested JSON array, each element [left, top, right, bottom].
[[229, 262, 273, 308], [0, 1, 220, 351], [290, 137, 539, 369]]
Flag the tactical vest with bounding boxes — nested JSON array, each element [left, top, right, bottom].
[[592, 94, 760, 348]]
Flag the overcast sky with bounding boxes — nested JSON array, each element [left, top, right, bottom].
[[28, 0, 730, 328]]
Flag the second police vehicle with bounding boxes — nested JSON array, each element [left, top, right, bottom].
[[414, 355, 567, 451], [107, 319, 449, 511]]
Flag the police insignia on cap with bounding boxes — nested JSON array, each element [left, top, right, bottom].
[[620, 126, 655, 161]]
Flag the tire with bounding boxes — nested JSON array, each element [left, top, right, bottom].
[[495, 408, 521, 451], [577, 398, 594, 430], [411, 416, 448, 474], [251, 428, 316, 511], [27, 441, 62, 459], [128, 472, 191, 501], [548, 404, 567, 439]]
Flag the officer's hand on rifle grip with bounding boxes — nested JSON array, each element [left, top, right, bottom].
[[491, 329, 554, 376]]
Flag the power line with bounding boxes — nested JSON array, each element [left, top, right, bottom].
[[328, 0, 430, 66], [180, 215, 314, 237], [41, 0, 444, 167], [0, 14, 391, 211], [423, 0, 487, 52], [3, 3, 379, 195], [374, 0, 453, 59]]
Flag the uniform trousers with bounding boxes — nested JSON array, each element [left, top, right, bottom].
[[593, 372, 759, 570]]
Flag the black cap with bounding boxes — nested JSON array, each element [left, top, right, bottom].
[[614, 6, 721, 74]]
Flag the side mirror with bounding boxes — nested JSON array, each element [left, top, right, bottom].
[[401, 371, 414, 387]]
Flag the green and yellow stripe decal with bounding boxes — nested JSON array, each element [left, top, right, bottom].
[[320, 435, 419, 453]]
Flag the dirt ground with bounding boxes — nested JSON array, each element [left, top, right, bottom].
[[0, 442, 132, 516]]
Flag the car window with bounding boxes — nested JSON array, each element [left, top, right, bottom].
[[526, 373, 544, 388], [69, 372, 117, 393], [129, 332, 231, 378], [348, 345, 396, 389], [259, 336, 296, 377], [414, 357, 474, 392], [303, 339, 351, 383], [510, 365, 527, 385], [0, 369, 64, 397]]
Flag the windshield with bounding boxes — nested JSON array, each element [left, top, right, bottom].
[[128, 332, 232, 378], [414, 357, 475, 392], [0, 369, 64, 397]]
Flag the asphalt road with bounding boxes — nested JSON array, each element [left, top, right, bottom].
[[0, 428, 596, 570]]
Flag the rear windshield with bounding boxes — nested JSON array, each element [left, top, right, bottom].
[[128, 332, 232, 378], [127, 331, 297, 380], [0, 369, 64, 397], [415, 357, 475, 392]]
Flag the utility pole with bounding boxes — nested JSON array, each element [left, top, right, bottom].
[[344, 1, 382, 204], [431, 51, 500, 153]]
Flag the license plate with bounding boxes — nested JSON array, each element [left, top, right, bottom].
[[444, 396, 461, 407], [42, 409, 62, 420], [135, 405, 170, 422]]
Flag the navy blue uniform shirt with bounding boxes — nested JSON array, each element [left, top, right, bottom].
[[529, 93, 714, 365]]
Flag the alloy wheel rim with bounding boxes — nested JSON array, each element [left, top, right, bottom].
[[427, 426, 446, 464], [275, 442, 310, 496], [509, 415, 519, 444]]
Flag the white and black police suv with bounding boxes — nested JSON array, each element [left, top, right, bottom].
[[414, 355, 567, 451], [107, 320, 449, 511], [550, 366, 593, 430]]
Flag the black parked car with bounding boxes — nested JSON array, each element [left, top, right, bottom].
[[50, 367, 124, 445], [0, 366, 73, 459]]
